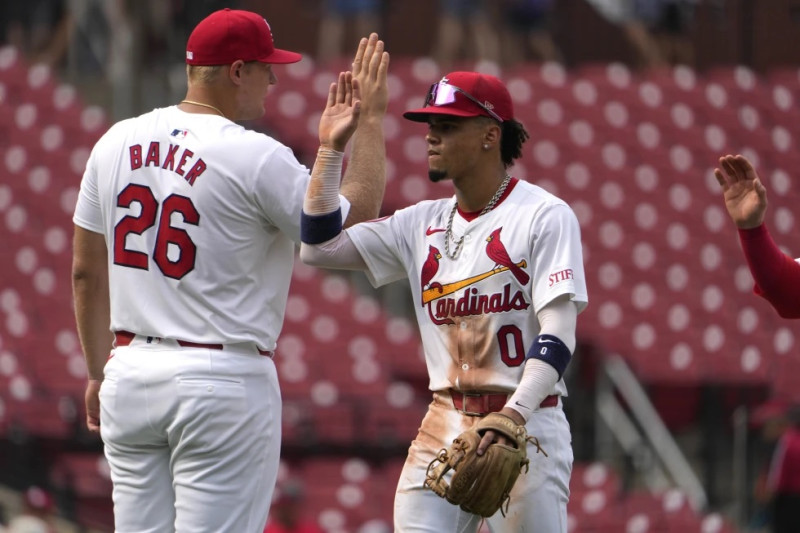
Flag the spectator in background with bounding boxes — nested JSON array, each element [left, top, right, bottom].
[[317, 0, 383, 65], [263, 480, 323, 533], [6, 487, 57, 533], [638, 0, 699, 66], [498, 0, 562, 65], [582, 0, 664, 70], [1, 0, 71, 67], [431, 0, 500, 71], [765, 406, 800, 533], [713, 154, 800, 319]]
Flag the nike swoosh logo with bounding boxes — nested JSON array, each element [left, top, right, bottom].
[[515, 401, 531, 409], [426, 226, 445, 236]]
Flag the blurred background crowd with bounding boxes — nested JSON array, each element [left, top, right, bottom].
[[2, 0, 794, 120], [1, 1, 800, 532]]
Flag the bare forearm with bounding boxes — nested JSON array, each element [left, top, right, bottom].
[[341, 118, 385, 226], [72, 227, 113, 380], [73, 275, 113, 380]]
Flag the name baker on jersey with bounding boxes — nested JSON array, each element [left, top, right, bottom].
[[128, 141, 208, 185]]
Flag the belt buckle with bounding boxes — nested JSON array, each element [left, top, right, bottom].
[[459, 391, 485, 417]]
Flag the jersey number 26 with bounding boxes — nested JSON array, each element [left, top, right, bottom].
[[113, 183, 199, 279]]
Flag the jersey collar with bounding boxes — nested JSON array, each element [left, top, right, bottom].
[[457, 177, 518, 222]]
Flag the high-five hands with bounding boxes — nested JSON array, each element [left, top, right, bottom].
[[318, 33, 390, 152], [319, 71, 359, 152], [714, 154, 768, 229], [351, 33, 390, 122]]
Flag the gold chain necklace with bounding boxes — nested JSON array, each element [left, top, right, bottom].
[[180, 99, 227, 119], [444, 174, 511, 260]]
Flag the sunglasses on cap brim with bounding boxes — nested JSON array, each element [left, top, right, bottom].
[[424, 81, 504, 123]]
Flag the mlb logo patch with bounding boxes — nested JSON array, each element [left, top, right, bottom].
[[170, 129, 188, 139], [186, 51, 194, 60]]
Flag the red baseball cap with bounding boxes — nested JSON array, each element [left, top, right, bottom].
[[403, 71, 514, 123], [186, 9, 302, 66]]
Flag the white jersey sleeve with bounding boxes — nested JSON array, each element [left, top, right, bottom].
[[252, 146, 351, 244], [342, 207, 423, 288], [73, 138, 105, 233], [529, 202, 589, 314]]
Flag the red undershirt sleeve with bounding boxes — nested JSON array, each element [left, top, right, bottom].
[[738, 224, 800, 319]]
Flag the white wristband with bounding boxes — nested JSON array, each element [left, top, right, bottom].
[[304, 147, 343, 215], [504, 358, 560, 423]]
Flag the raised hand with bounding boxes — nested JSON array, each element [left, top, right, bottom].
[[351, 33, 390, 122], [319, 71, 360, 152], [714, 154, 768, 229]]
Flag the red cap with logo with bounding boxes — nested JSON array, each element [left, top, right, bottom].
[[186, 9, 302, 66], [403, 71, 514, 123]]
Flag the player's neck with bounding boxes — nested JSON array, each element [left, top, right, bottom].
[[179, 89, 230, 120], [454, 172, 510, 214]]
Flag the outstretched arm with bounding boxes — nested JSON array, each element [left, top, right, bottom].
[[301, 34, 389, 268], [738, 225, 800, 318], [299, 230, 368, 270], [477, 295, 577, 454], [339, 33, 390, 227], [715, 154, 800, 318]]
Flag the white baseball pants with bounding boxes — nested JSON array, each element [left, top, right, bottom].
[[393, 392, 573, 532], [99, 340, 281, 533]]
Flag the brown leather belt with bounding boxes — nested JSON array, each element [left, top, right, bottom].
[[114, 331, 274, 357], [449, 389, 559, 416]]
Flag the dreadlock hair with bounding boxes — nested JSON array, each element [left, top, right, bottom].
[[500, 119, 530, 169]]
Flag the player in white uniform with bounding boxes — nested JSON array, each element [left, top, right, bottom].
[[300, 71, 588, 532], [71, 9, 389, 532]]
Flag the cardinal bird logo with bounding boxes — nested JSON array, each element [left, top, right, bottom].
[[420, 245, 444, 302], [485, 227, 530, 285]]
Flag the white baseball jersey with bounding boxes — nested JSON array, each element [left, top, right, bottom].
[[347, 178, 587, 395], [73, 106, 350, 351]]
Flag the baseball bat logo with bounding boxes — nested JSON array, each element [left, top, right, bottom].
[[420, 226, 530, 306]]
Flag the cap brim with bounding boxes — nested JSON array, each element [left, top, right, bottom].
[[403, 106, 484, 122], [259, 48, 303, 64]]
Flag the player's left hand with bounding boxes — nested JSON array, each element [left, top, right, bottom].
[[319, 71, 360, 152], [85, 379, 102, 433], [351, 33, 389, 122], [477, 407, 527, 455]]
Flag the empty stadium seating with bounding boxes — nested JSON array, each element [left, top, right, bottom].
[[266, 457, 736, 533], [7, 43, 800, 531], [260, 56, 800, 397]]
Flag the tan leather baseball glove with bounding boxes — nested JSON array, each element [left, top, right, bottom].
[[423, 412, 547, 517]]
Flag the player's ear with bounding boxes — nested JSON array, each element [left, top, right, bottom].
[[483, 122, 501, 146], [229, 60, 246, 86]]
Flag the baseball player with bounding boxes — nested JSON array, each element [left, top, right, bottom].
[[300, 71, 588, 531], [71, 9, 389, 533], [714, 154, 800, 319]]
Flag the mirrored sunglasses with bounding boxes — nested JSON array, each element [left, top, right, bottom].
[[424, 81, 504, 123]]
